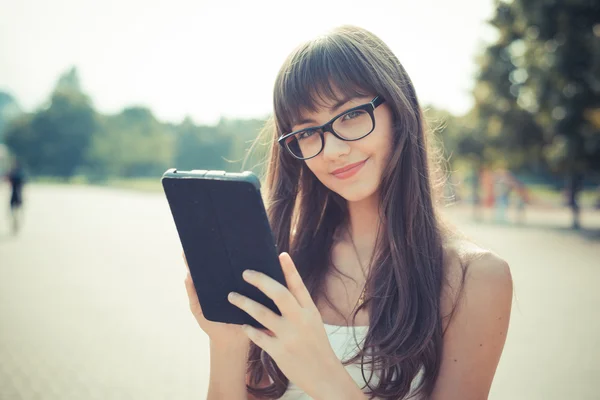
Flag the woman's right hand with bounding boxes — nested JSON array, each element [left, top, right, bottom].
[[182, 252, 250, 350]]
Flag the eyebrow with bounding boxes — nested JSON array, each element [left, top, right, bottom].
[[294, 95, 358, 126]]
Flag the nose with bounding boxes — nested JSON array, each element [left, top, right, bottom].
[[321, 131, 350, 160]]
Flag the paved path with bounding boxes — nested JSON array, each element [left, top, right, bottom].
[[0, 184, 598, 400]]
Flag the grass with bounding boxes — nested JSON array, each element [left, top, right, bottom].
[[32, 175, 163, 193], [105, 178, 162, 192]]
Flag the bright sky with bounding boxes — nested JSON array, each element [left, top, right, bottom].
[[0, 0, 496, 125]]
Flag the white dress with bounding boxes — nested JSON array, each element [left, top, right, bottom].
[[277, 324, 424, 400]]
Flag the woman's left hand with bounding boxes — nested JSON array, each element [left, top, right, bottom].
[[227, 252, 363, 400]]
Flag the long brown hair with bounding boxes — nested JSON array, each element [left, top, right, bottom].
[[247, 25, 455, 400]]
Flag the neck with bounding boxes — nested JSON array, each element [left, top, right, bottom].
[[346, 192, 381, 254]]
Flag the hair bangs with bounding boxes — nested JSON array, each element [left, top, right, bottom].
[[274, 38, 379, 134]]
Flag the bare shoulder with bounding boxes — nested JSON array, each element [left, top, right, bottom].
[[443, 237, 512, 288], [441, 238, 513, 328], [431, 238, 514, 399]]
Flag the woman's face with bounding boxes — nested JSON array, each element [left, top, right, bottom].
[[291, 93, 395, 203]]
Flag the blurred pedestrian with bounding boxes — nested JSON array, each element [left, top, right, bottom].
[[494, 172, 510, 223], [567, 173, 583, 230], [5, 158, 26, 234], [512, 179, 528, 225], [471, 166, 483, 221]]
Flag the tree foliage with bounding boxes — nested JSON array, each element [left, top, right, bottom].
[[1, 67, 266, 181], [5, 68, 98, 178], [472, 0, 600, 177]]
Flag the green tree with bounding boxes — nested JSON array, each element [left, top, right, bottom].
[[173, 117, 233, 171], [518, 0, 600, 227], [471, 4, 547, 172], [87, 106, 173, 179], [216, 117, 266, 174], [0, 91, 22, 140], [4, 67, 98, 178], [472, 0, 600, 227]]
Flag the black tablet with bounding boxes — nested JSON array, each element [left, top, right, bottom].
[[162, 168, 286, 328]]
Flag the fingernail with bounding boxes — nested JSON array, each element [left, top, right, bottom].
[[243, 270, 255, 279], [228, 292, 239, 302]]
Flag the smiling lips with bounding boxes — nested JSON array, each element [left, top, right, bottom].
[[331, 159, 368, 179]]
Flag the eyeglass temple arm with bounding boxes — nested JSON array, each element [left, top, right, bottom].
[[371, 96, 385, 108]]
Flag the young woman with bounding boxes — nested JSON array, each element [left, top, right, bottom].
[[183, 25, 513, 400]]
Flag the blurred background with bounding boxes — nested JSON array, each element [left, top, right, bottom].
[[0, 0, 599, 399]]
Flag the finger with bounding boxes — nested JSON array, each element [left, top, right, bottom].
[[241, 324, 277, 353], [184, 272, 202, 314], [182, 251, 190, 273], [228, 292, 282, 334], [241, 269, 299, 316], [279, 252, 315, 310]]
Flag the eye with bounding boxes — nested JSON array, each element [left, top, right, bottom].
[[341, 110, 364, 121], [297, 129, 318, 140]]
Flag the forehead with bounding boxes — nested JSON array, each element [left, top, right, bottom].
[[291, 86, 371, 127]]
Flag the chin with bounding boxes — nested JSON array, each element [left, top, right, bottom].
[[330, 181, 379, 203]]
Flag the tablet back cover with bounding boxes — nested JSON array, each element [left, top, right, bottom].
[[162, 170, 285, 327]]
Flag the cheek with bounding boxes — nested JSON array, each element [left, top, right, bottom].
[[362, 127, 393, 165], [375, 108, 395, 151], [304, 159, 340, 192], [381, 132, 395, 163], [304, 159, 317, 174], [374, 124, 395, 162], [304, 159, 326, 182]]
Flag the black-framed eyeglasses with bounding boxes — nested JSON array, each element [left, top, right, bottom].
[[278, 96, 385, 160]]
